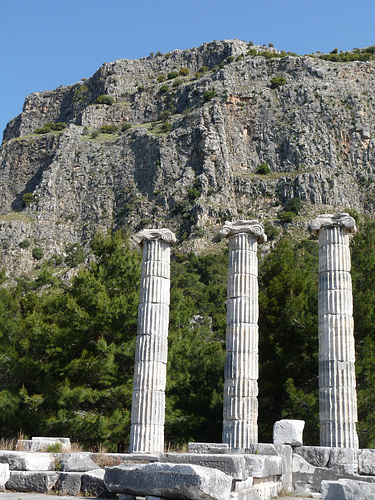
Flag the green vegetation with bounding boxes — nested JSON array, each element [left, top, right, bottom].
[[160, 85, 169, 94], [203, 90, 217, 102], [1, 223, 375, 449], [179, 67, 190, 76], [121, 122, 131, 132], [100, 124, 119, 134], [32, 246, 44, 260], [34, 122, 67, 134], [270, 76, 287, 89], [23, 193, 36, 207], [95, 95, 115, 106], [319, 46, 375, 63], [157, 75, 166, 83], [19, 239, 31, 249], [256, 163, 271, 175], [167, 70, 179, 80]]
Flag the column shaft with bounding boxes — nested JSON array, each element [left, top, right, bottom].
[[129, 229, 175, 453]]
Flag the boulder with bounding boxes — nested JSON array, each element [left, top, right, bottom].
[[6, 470, 58, 493], [59, 452, 100, 472], [0, 451, 54, 471], [104, 462, 233, 500], [0, 464, 10, 489], [322, 478, 375, 499], [56, 471, 83, 496], [358, 449, 375, 476], [273, 419, 305, 446], [82, 468, 113, 497]]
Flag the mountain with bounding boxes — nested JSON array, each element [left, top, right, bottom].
[[1, 39, 375, 275]]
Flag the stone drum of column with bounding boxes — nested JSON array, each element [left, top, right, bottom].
[[129, 228, 176, 453], [220, 220, 267, 448], [310, 213, 358, 448]]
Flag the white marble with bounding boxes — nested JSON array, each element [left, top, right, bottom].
[[220, 220, 266, 448], [129, 229, 175, 453], [310, 213, 358, 448]]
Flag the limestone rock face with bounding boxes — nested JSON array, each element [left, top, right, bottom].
[[1, 41, 375, 274]]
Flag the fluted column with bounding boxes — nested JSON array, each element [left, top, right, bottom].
[[129, 228, 176, 453], [220, 220, 267, 448], [310, 213, 358, 448]]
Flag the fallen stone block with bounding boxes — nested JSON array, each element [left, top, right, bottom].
[[327, 447, 358, 474], [104, 462, 233, 500], [294, 446, 331, 467], [322, 478, 375, 499], [0, 464, 10, 489], [188, 443, 230, 454], [245, 443, 278, 455], [56, 471, 83, 496], [17, 437, 71, 452], [82, 468, 114, 497], [273, 419, 305, 446], [243, 454, 282, 478], [59, 452, 100, 472], [6, 470, 58, 493], [0, 451, 54, 471], [160, 452, 246, 480], [358, 449, 375, 475]]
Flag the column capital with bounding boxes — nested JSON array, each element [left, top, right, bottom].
[[220, 220, 267, 243], [310, 213, 356, 236], [133, 229, 176, 248]]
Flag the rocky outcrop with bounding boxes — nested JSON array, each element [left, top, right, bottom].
[[1, 40, 375, 275]]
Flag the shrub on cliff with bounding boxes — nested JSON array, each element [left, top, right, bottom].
[[95, 95, 115, 105]]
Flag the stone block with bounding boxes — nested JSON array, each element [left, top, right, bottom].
[[59, 452, 100, 472], [0, 463, 10, 489], [6, 470, 58, 493], [187, 443, 230, 454], [243, 454, 282, 478], [322, 478, 375, 500], [273, 419, 305, 446], [160, 452, 246, 480], [82, 468, 113, 497], [359, 448, 375, 475], [17, 437, 70, 452], [0, 451, 55, 471], [275, 445, 293, 492], [245, 443, 278, 455], [294, 446, 331, 468], [104, 462, 232, 500], [56, 471, 83, 496], [327, 447, 358, 474]]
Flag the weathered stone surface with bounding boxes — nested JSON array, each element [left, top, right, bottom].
[[82, 468, 113, 497], [243, 454, 282, 477], [0, 451, 54, 471], [294, 446, 331, 468], [311, 214, 358, 449], [221, 221, 266, 448], [17, 437, 71, 452], [6, 470, 58, 493], [59, 452, 100, 472], [321, 478, 375, 500], [56, 471, 83, 496], [104, 462, 232, 500], [358, 448, 375, 476], [129, 230, 175, 454], [160, 452, 246, 480], [188, 443, 230, 454], [0, 463, 10, 489], [273, 419, 305, 446]]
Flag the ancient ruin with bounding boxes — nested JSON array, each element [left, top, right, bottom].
[[129, 228, 176, 454], [310, 213, 359, 449], [220, 220, 267, 448]]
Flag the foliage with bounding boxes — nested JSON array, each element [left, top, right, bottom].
[[121, 122, 131, 132], [203, 90, 217, 102], [65, 243, 85, 268], [278, 211, 296, 223], [159, 110, 171, 122], [284, 197, 302, 215], [167, 70, 179, 80], [100, 124, 119, 134], [160, 85, 169, 94], [34, 122, 66, 134], [179, 67, 190, 76], [226, 56, 235, 63], [160, 122, 172, 133], [95, 95, 115, 106], [23, 193, 36, 207], [270, 76, 287, 89], [157, 75, 166, 82], [256, 163, 270, 175], [32, 247, 44, 260], [19, 239, 31, 249], [319, 46, 375, 63]]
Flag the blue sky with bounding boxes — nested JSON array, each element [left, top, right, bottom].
[[1, 0, 375, 136]]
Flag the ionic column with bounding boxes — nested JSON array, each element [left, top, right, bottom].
[[129, 228, 176, 453], [310, 213, 358, 448], [220, 220, 267, 448]]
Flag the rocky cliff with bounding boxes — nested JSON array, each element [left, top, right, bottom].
[[1, 39, 375, 275]]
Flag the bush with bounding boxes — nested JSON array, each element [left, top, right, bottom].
[[121, 122, 131, 132], [160, 85, 169, 94], [100, 124, 119, 134], [198, 66, 209, 74], [203, 90, 217, 102], [32, 247, 44, 260], [157, 75, 166, 82], [160, 122, 172, 132], [270, 76, 287, 89], [263, 221, 280, 241], [226, 56, 235, 63], [23, 193, 35, 206], [19, 239, 31, 249], [172, 78, 182, 88], [65, 243, 85, 268], [159, 111, 171, 121], [167, 70, 179, 79], [95, 95, 115, 105], [34, 122, 66, 134], [278, 211, 296, 223], [284, 197, 302, 215], [47, 442, 63, 453], [179, 67, 190, 76], [90, 130, 100, 139], [256, 163, 271, 175]]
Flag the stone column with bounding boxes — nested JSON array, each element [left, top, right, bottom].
[[310, 213, 358, 448], [129, 228, 176, 453], [220, 220, 267, 448]]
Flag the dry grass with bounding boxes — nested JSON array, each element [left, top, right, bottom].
[[0, 438, 17, 451]]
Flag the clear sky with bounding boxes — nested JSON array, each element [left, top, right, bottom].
[[1, 0, 375, 136]]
